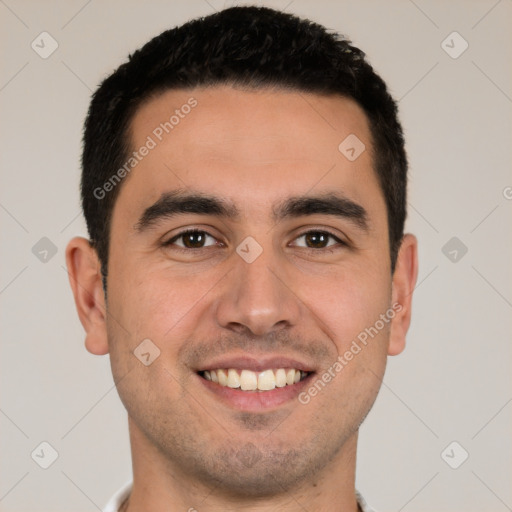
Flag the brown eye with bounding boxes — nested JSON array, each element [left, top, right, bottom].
[[165, 230, 217, 249], [293, 230, 344, 250], [181, 231, 207, 248], [305, 232, 330, 248]]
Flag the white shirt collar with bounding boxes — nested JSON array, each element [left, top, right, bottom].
[[102, 481, 378, 512]]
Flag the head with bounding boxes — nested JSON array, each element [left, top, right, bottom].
[[67, 5, 417, 502]]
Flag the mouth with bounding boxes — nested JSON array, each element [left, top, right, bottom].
[[195, 356, 315, 411], [198, 368, 311, 391]]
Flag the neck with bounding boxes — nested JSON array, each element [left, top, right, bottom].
[[123, 417, 361, 512]]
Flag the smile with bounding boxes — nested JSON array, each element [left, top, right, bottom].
[[199, 368, 310, 391]]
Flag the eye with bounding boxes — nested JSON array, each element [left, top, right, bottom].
[[162, 228, 345, 253], [164, 229, 219, 249], [292, 230, 345, 250]]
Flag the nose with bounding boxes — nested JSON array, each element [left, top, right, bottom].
[[214, 244, 302, 337]]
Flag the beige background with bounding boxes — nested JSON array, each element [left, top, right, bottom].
[[1, 0, 511, 510]]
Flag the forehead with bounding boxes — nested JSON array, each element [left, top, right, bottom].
[[116, 85, 383, 223], [131, 85, 371, 160]]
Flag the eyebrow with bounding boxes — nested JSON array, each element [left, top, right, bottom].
[[134, 188, 369, 232]]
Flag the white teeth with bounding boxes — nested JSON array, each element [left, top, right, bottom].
[[257, 369, 276, 390], [203, 368, 308, 391], [217, 369, 228, 386], [240, 369, 258, 391], [275, 368, 287, 388], [227, 369, 240, 388]]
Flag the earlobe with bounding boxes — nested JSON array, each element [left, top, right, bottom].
[[65, 237, 109, 355], [388, 234, 419, 356]]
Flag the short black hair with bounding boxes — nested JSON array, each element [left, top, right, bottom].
[[81, 5, 407, 285]]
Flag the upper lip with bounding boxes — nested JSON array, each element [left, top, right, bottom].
[[196, 355, 316, 373]]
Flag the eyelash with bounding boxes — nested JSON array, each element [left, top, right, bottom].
[[162, 228, 346, 253]]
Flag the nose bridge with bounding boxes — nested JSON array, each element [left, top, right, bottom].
[[215, 239, 301, 336]]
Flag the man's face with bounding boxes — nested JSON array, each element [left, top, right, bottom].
[[105, 86, 396, 495]]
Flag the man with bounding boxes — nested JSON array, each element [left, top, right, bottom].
[[66, 5, 418, 511]]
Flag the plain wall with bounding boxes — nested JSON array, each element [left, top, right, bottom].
[[1, 1, 511, 510]]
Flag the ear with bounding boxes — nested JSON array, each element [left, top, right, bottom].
[[65, 237, 109, 355], [388, 234, 419, 356]]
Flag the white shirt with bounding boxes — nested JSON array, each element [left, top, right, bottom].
[[102, 480, 378, 512]]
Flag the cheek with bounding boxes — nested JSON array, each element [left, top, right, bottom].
[[109, 267, 215, 351], [105, 278, 194, 411], [304, 266, 392, 349]]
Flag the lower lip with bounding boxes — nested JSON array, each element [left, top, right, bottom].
[[197, 373, 314, 412]]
